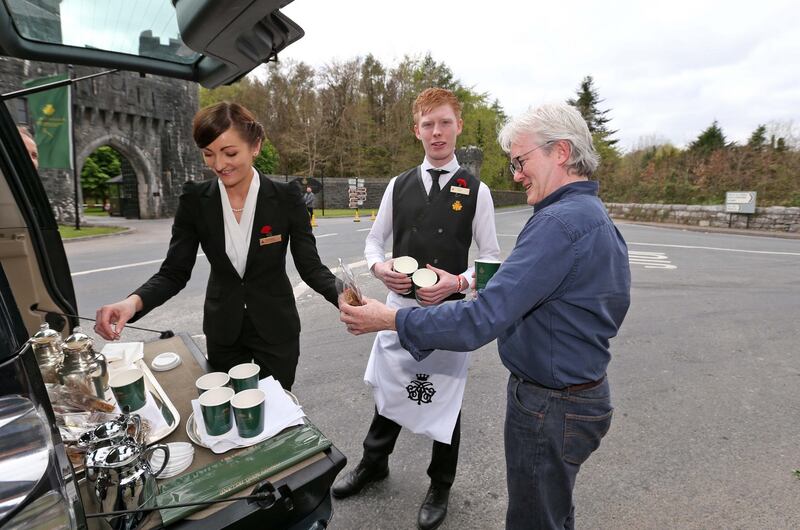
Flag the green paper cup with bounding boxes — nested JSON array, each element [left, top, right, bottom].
[[198, 386, 235, 436], [228, 363, 260, 393], [231, 389, 266, 438], [392, 256, 418, 295], [195, 371, 230, 396], [475, 259, 502, 290], [412, 268, 438, 303], [109, 368, 147, 412]]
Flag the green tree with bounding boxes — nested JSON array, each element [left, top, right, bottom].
[[747, 124, 767, 149], [567, 75, 618, 147], [81, 146, 120, 203], [253, 139, 279, 174], [689, 120, 727, 156]]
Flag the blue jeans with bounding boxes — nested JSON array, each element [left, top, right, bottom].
[[505, 374, 613, 529]]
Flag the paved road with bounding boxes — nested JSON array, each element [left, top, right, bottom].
[[66, 212, 800, 529]]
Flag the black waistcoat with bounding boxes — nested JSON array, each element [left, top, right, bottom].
[[392, 166, 480, 301]]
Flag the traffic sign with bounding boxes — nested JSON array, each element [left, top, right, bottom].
[[725, 191, 756, 214]]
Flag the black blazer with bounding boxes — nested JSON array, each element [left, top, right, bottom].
[[130, 173, 339, 345]]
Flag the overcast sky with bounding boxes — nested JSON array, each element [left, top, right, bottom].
[[278, 0, 799, 151]]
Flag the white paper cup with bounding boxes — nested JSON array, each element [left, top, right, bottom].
[[393, 256, 418, 294], [196, 372, 230, 396], [412, 268, 438, 303]]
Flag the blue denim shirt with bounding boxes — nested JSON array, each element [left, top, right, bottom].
[[396, 180, 631, 388]]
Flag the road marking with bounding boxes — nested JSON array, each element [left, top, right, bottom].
[[495, 208, 530, 216], [497, 233, 519, 237], [629, 250, 677, 269], [71, 253, 206, 276], [315, 233, 338, 238], [357, 228, 371, 232], [628, 241, 800, 256]]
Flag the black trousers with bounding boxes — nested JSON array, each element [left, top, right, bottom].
[[206, 309, 300, 391], [361, 408, 461, 488]]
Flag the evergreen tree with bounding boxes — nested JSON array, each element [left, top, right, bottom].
[[253, 139, 279, 175], [689, 120, 727, 156], [747, 124, 767, 149], [567, 75, 618, 146]]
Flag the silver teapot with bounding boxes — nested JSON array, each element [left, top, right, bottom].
[[28, 322, 63, 384], [77, 412, 142, 451], [56, 326, 108, 400], [85, 438, 169, 530]]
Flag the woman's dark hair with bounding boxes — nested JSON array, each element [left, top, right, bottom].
[[192, 101, 265, 149]]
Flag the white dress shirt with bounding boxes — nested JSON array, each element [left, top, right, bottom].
[[364, 156, 501, 287], [219, 167, 260, 278]]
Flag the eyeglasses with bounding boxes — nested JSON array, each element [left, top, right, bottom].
[[508, 141, 554, 175]]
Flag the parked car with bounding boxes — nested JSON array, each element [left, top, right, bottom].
[[0, 1, 345, 528]]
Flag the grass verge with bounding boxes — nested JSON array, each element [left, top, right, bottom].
[[58, 224, 126, 239]]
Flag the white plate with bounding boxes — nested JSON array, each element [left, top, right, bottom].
[[151, 351, 181, 372]]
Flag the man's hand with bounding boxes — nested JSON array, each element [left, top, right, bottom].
[[372, 260, 413, 295], [340, 296, 397, 335], [415, 264, 463, 306], [94, 296, 141, 340]]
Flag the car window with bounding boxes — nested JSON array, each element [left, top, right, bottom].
[[5, 0, 199, 64]]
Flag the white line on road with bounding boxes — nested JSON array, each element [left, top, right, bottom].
[[357, 228, 371, 232], [628, 241, 800, 256], [71, 253, 206, 276], [314, 233, 338, 238]]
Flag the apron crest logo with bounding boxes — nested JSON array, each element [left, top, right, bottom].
[[406, 373, 436, 405]]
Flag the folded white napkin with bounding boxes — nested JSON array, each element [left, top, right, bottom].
[[102, 342, 144, 368], [190, 376, 305, 454]]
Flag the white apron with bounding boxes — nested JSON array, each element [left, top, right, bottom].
[[364, 292, 471, 444]]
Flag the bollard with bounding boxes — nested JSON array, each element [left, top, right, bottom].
[[310, 213, 318, 228], [370, 210, 376, 221], [353, 209, 361, 222]]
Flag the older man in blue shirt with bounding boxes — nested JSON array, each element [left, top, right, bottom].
[[340, 102, 631, 529]]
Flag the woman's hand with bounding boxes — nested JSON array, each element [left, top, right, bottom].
[[94, 295, 142, 340], [340, 297, 397, 335]]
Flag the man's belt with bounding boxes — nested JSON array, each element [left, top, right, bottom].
[[516, 373, 606, 393]]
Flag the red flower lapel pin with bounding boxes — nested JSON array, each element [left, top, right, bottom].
[[456, 178, 467, 188], [260, 225, 272, 235]]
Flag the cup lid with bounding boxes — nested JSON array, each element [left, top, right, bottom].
[[412, 268, 438, 288], [393, 256, 418, 274], [151, 351, 181, 371]]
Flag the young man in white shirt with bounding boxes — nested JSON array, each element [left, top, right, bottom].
[[332, 88, 500, 530]]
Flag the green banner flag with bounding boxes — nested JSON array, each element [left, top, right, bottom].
[[24, 73, 72, 169]]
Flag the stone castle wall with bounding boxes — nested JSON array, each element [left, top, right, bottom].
[[1, 57, 202, 221]]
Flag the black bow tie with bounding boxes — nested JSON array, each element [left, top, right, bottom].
[[427, 169, 449, 200]]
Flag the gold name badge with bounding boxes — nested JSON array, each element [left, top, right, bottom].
[[450, 185, 470, 195], [259, 234, 282, 246]]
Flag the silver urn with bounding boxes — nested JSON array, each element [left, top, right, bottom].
[[56, 326, 109, 400], [28, 322, 63, 384], [85, 438, 169, 530]]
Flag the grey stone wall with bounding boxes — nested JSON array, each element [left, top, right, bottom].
[[606, 203, 800, 233], [1, 57, 202, 222]]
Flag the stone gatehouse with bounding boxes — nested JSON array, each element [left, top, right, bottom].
[[1, 57, 202, 221]]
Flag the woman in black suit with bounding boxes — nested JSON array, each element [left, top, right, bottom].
[[95, 102, 338, 390]]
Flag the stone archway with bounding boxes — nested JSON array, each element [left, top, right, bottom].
[[76, 135, 154, 219]]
